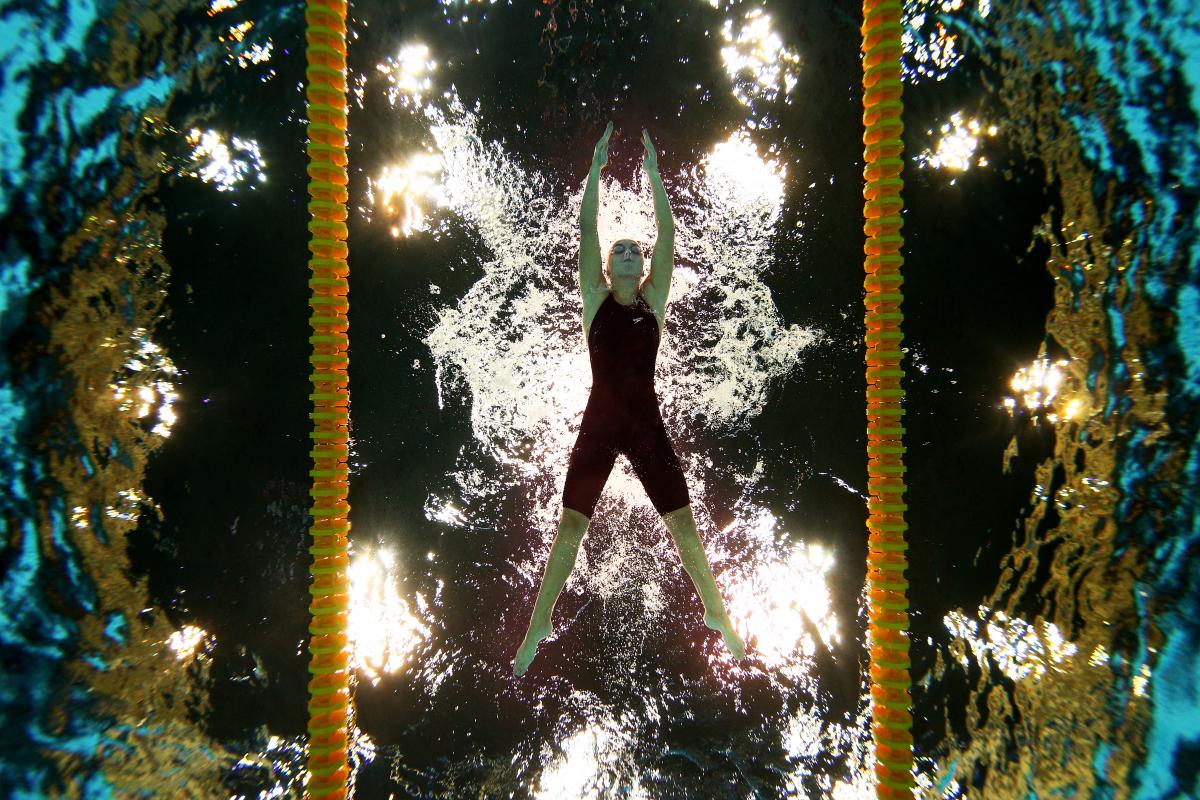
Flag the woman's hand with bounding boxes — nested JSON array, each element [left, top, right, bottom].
[[592, 121, 614, 170], [641, 128, 658, 175]]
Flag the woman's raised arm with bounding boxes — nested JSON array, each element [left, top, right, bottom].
[[640, 128, 675, 318], [579, 121, 612, 296]]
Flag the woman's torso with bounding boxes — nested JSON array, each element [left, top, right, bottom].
[[584, 291, 662, 408]]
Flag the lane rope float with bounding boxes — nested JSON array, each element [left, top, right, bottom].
[[304, 0, 352, 797], [860, 0, 915, 796]]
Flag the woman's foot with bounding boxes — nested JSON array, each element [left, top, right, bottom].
[[704, 610, 747, 660], [513, 621, 552, 676]]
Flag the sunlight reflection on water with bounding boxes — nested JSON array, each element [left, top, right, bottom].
[[535, 704, 648, 800], [348, 548, 433, 685]]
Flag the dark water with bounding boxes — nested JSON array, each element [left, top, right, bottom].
[[1, 0, 1197, 797]]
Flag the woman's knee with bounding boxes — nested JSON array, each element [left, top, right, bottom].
[[559, 506, 591, 539], [661, 504, 695, 534]]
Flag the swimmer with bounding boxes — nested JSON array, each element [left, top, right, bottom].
[[513, 122, 747, 676]]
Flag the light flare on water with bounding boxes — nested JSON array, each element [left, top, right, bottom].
[[108, 328, 180, 438], [165, 624, 211, 661], [944, 606, 1078, 681], [703, 129, 787, 207], [916, 112, 999, 172], [232, 39, 273, 69], [105, 487, 151, 523], [222, 20, 253, 43], [348, 548, 432, 685], [367, 152, 446, 238], [535, 706, 648, 800], [180, 128, 266, 192], [376, 43, 438, 109], [719, 8, 800, 109], [1003, 356, 1087, 423], [723, 533, 839, 678]]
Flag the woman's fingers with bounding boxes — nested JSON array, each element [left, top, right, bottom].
[[594, 122, 614, 165], [640, 129, 657, 173], [641, 129, 658, 171]]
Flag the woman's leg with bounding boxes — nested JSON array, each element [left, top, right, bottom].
[[515, 412, 614, 676], [623, 416, 746, 659], [662, 505, 746, 659], [513, 507, 591, 675]]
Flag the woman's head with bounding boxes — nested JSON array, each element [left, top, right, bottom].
[[606, 238, 645, 284]]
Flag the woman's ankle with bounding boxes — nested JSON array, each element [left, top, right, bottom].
[[525, 616, 552, 639], [703, 607, 731, 627]]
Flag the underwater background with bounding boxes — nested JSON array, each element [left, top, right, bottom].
[[1, 0, 1197, 797]]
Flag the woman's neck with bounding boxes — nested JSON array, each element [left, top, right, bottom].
[[611, 278, 639, 306]]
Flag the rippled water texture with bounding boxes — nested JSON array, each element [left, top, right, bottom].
[[0, 0, 1197, 797]]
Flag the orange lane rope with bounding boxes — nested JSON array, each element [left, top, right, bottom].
[[860, 0, 914, 796], [303, 0, 352, 797]]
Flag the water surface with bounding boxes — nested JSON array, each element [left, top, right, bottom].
[[1, 0, 1197, 797]]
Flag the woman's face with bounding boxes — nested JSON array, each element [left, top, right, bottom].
[[606, 238, 645, 281]]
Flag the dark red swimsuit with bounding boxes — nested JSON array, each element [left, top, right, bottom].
[[561, 292, 690, 517]]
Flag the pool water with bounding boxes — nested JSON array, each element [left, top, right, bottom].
[[1, 0, 1197, 797]]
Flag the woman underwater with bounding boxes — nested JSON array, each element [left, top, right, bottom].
[[513, 123, 747, 676]]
